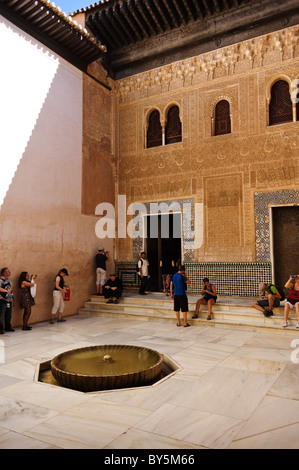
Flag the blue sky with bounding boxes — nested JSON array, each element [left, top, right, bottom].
[[54, 0, 97, 14]]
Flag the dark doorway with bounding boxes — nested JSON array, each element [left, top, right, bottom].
[[272, 206, 299, 295], [145, 213, 181, 291]]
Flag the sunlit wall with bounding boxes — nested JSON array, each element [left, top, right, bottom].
[[0, 18, 59, 208]]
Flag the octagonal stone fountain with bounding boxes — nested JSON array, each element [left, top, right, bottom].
[[50, 344, 164, 392]]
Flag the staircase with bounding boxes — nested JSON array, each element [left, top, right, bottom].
[[78, 292, 299, 334]]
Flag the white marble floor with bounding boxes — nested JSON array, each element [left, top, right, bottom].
[[0, 312, 299, 449]]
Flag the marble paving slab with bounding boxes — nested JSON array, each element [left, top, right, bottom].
[[134, 403, 244, 449], [0, 313, 298, 449], [170, 366, 278, 421]]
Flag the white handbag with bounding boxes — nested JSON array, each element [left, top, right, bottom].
[[30, 279, 37, 298]]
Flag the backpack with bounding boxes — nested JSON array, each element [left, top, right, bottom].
[[136, 259, 143, 272], [181, 274, 187, 291], [268, 284, 285, 301]]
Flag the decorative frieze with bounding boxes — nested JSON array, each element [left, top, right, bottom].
[[116, 25, 299, 102]]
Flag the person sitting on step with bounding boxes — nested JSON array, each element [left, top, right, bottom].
[[103, 273, 123, 304], [192, 277, 217, 321], [282, 275, 299, 328], [251, 282, 281, 317]]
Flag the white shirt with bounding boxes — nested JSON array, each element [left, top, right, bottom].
[[138, 258, 149, 276]]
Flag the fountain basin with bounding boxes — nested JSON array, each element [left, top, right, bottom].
[[50, 344, 163, 392]]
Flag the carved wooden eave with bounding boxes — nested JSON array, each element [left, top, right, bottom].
[[0, 0, 105, 72], [72, 0, 299, 79]]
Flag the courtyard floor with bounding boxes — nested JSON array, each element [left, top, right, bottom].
[[0, 310, 299, 450]]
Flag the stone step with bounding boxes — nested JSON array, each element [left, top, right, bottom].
[[88, 298, 284, 314], [79, 292, 299, 334]]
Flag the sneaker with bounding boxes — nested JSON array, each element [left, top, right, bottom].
[[57, 318, 66, 322], [282, 321, 288, 328], [49, 319, 54, 324], [296, 323, 299, 329], [264, 310, 273, 317]]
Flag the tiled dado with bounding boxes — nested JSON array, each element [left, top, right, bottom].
[[115, 261, 272, 297], [185, 262, 271, 297]]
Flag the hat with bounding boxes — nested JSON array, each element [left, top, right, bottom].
[[98, 246, 104, 251], [110, 273, 116, 277], [61, 268, 69, 276]]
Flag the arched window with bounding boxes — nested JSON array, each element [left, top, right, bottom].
[[165, 105, 182, 144], [269, 80, 292, 126], [146, 110, 162, 148], [214, 100, 231, 136]]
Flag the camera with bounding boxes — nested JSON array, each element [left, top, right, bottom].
[[291, 275, 297, 278]]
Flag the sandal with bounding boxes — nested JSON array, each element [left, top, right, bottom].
[[207, 315, 212, 320], [184, 323, 190, 327], [192, 314, 198, 319], [177, 323, 181, 327]]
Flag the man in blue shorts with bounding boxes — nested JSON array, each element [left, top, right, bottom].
[[170, 265, 191, 327]]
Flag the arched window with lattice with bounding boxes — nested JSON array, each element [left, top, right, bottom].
[[269, 80, 293, 126], [214, 100, 231, 136], [165, 105, 182, 145], [146, 110, 162, 148]]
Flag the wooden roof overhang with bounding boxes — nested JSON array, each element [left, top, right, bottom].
[[0, 0, 105, 72], [74, 0, 299, 78]]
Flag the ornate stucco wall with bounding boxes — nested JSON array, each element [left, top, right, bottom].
[[114, 25, 299, 270]]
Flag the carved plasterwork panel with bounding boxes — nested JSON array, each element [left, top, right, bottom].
[[119, 107, 138, 155], [204, 174, 244, 259]]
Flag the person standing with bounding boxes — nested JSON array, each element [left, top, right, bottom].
[[160, 251, 174, 296], [138, 252, 149, 295], [0, 267, 14, 333], [18, 272, 37, 330], [95, 247, 109, 296], [170, 265, 191, 327], [50, 268, 69, 324]]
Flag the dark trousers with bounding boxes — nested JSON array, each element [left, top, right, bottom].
[[0, 299, 12, 331], [104, 288, 122, 299], [139, 276, 148, 294]]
